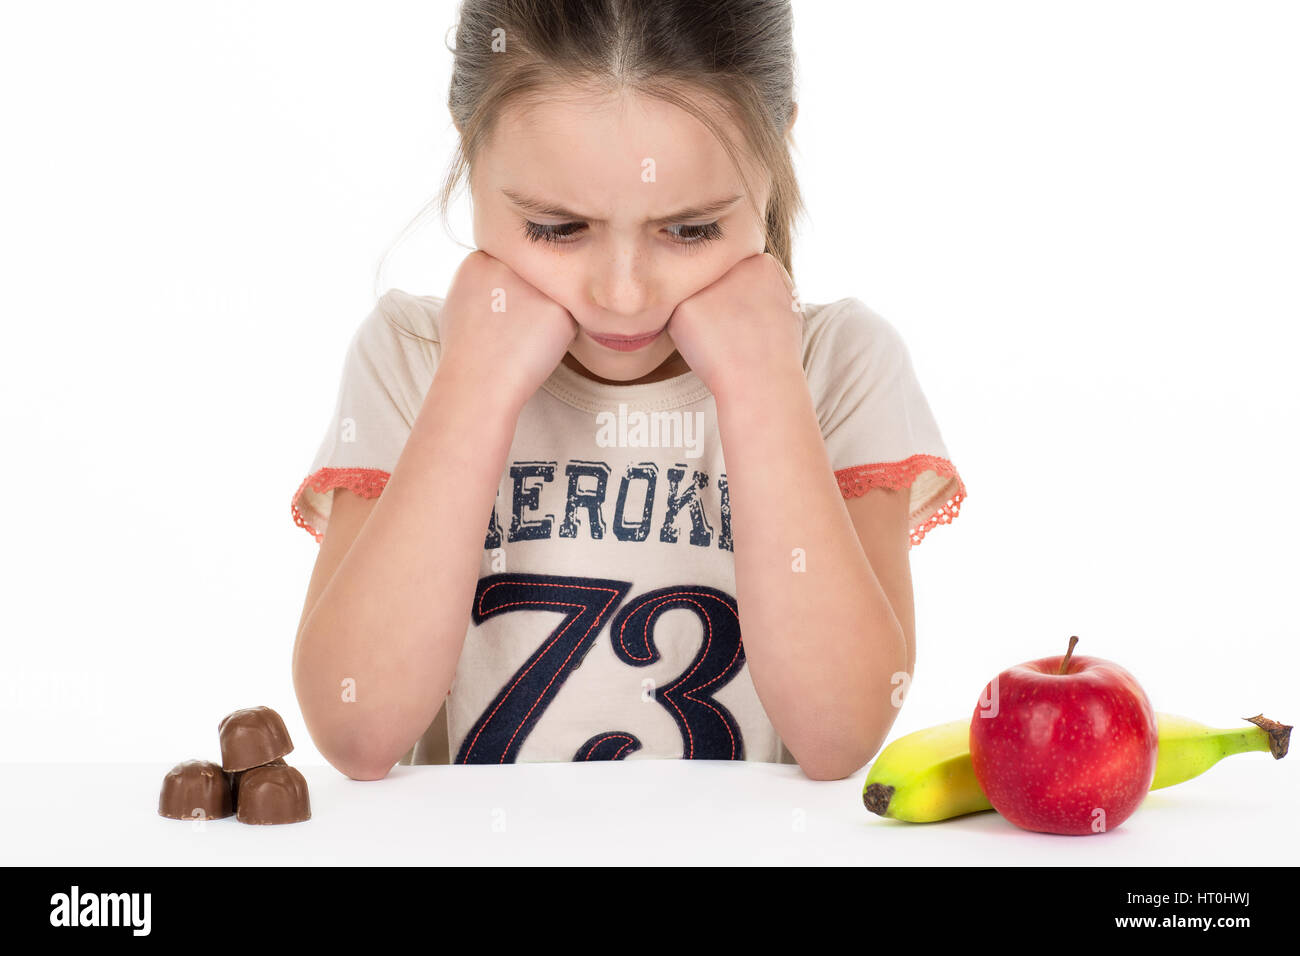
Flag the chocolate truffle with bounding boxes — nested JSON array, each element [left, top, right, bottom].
[[235, 763, 311, 825], [226, 756, 286, 813], [218, 706, 294, 772], [158, 759, 233, 821]]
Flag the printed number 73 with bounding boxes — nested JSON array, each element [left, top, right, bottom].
[[454, 573, 747, 764]]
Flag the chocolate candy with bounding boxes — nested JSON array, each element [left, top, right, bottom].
[[227, 757, 286, 813], [235, 763, 311, 825], [160, 705, 310, 825], [218, 706, 294, 772], [158, 759, 233, 820]]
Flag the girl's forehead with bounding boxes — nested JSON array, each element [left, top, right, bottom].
[[497, 91, 729, 159], [480, 93, 763, 210]]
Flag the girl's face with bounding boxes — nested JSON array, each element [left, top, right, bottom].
[[468, 87, 771, 385]]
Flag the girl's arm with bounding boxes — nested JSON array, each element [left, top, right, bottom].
[[292, 361, 523, 780], [714, 364, 909, 781], [666, 254, 911, 782]]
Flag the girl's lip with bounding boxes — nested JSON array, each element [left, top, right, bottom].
[[587, 325, 666, 352]]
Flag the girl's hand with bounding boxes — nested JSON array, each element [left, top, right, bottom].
[[436, 250, 579, 412], [666, 252, 805, 399]]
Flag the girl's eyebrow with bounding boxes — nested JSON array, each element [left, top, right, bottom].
[[502, 188, 743, 224]]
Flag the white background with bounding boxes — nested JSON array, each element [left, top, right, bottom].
[[1, 1, 1296, 782]]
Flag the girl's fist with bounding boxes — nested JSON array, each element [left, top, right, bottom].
[[437, 250, 579, 410], [666, 252, 805, 398]]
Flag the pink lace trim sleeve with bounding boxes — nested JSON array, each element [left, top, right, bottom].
[[292, 457, 965, 548], [834, 453, 966, 549], [291, 466, 391, 544]]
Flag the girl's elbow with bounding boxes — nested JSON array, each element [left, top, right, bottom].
[[324, 737, 399, 781], [798, 714, 897, 781]]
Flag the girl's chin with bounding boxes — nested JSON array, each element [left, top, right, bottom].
[[565, 344, 677, 384]]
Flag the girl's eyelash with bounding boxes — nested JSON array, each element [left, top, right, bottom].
[[521, 220, 724, 248], [522, 220, 582, 244], [667, 222, 725, 246]]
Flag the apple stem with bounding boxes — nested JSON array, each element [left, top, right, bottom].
[[1057, 635, 1079, 674]]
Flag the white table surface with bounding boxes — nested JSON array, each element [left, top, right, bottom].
[[3, 757, 1294, 865]]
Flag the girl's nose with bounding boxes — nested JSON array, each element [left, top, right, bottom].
[[588, 246, 651, 317]]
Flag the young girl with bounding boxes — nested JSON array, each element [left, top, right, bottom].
[[290, 0, 966, 781]]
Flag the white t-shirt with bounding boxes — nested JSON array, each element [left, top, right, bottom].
[[291, 289, 966, 766]]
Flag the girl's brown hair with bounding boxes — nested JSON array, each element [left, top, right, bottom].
[[375, 0, 804, 299]]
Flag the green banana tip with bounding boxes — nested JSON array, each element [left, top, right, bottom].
[[1244, 714, 1292, 759], [863, 783, 894, 816]]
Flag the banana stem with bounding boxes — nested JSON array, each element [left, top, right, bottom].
[[1244, 714, 1291, 758]]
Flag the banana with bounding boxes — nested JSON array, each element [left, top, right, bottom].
[[861, 719, 984, 822], [862, 713, 1290, 823], [1149, 713, 1290, 789]]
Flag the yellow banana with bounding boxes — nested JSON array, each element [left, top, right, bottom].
[[861, 719, 983, 822], [862, 713, 1290, 823], [1148, 713, 1290, 789]]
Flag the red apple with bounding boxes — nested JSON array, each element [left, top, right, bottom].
[[969, 636, 1158, 835]]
